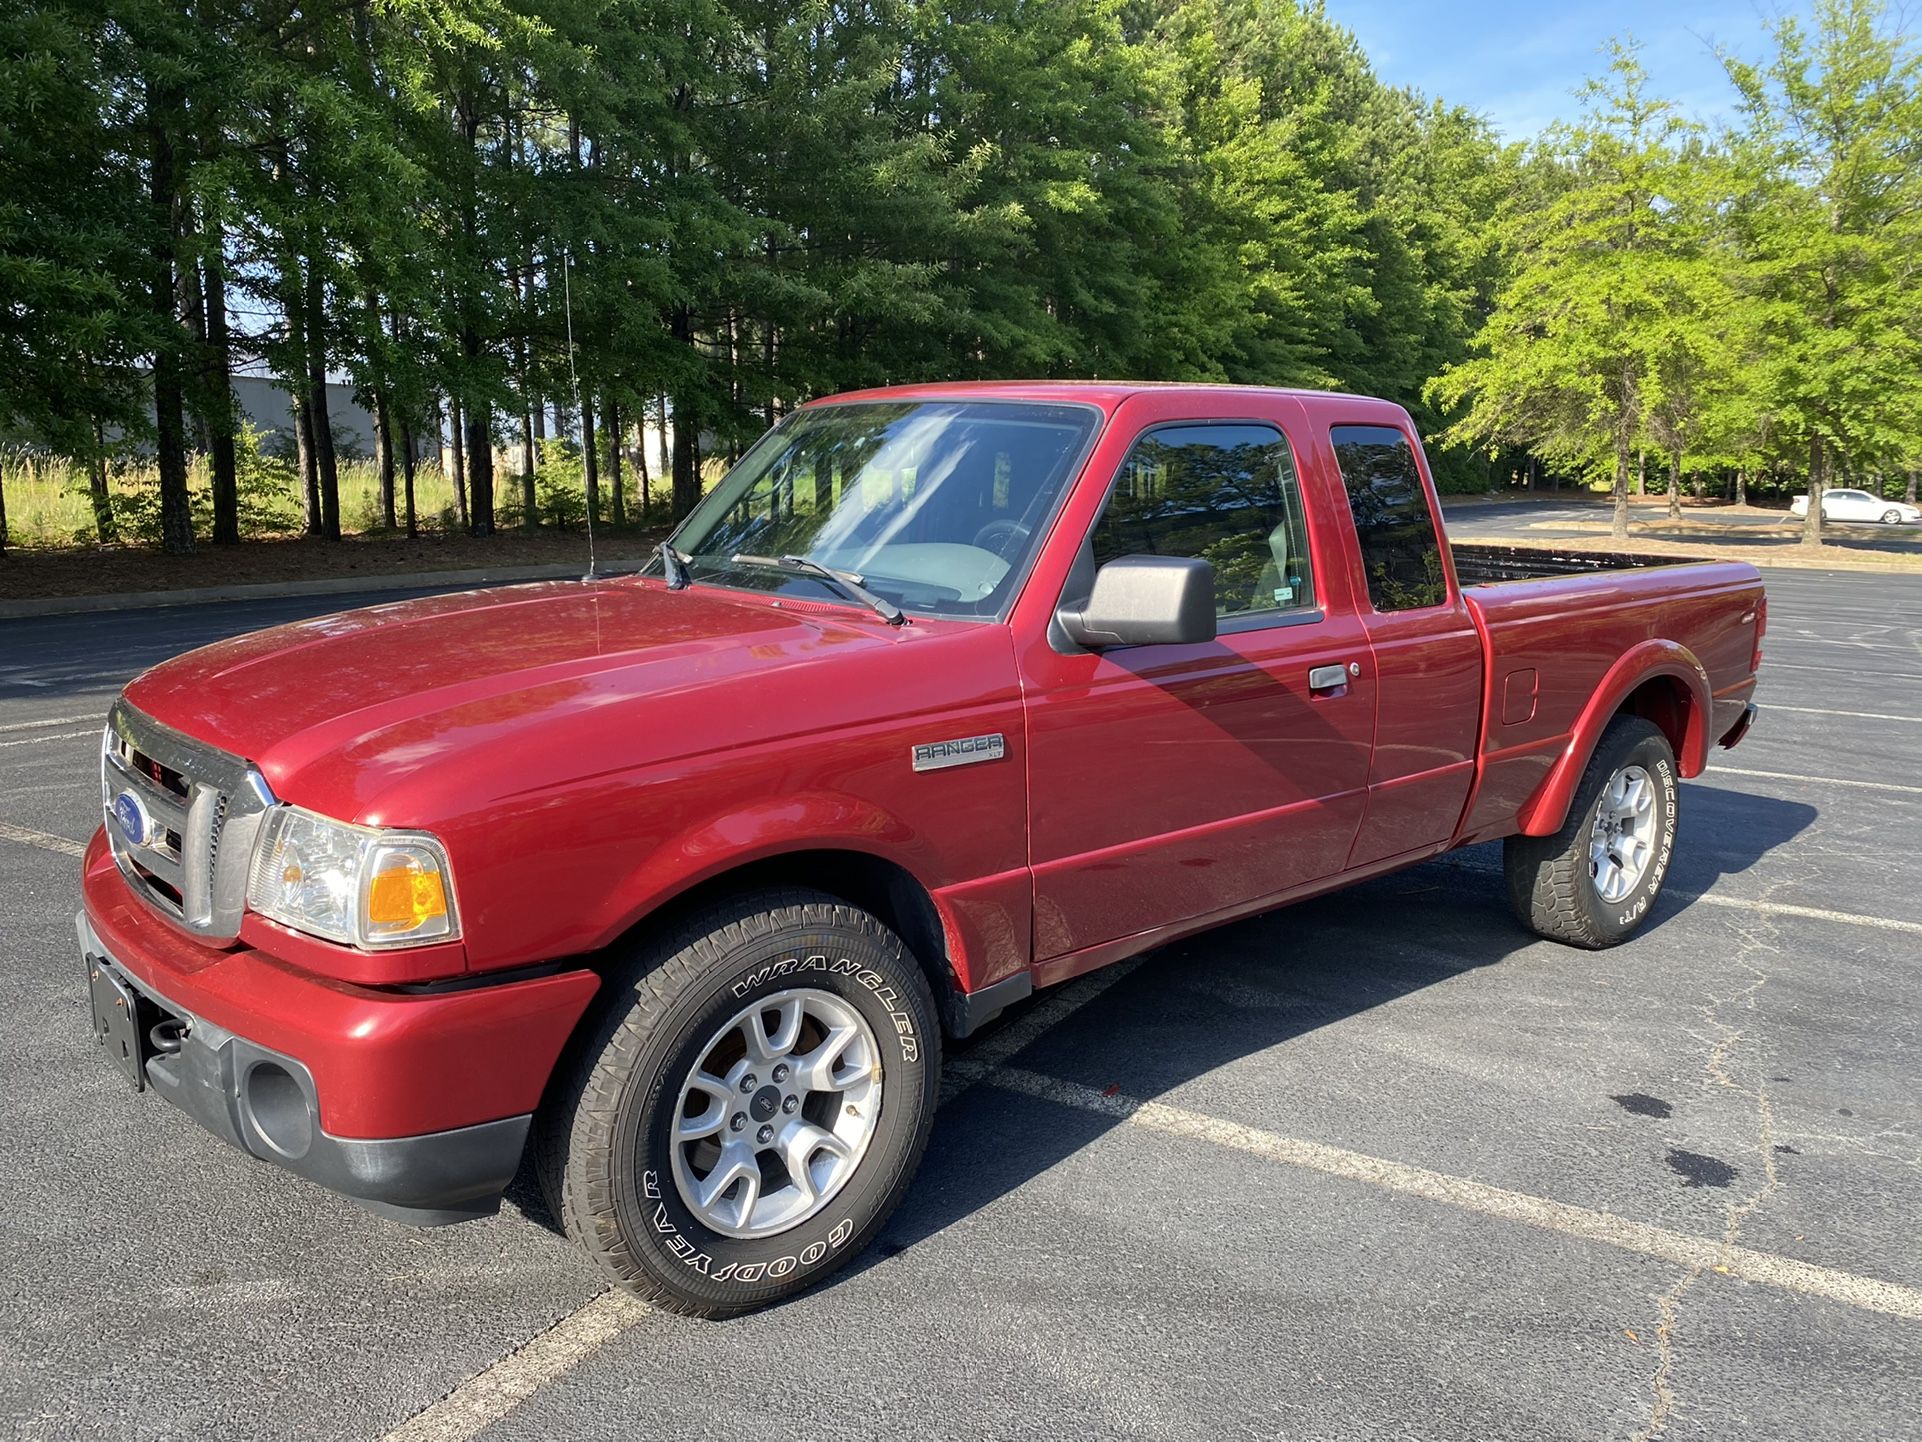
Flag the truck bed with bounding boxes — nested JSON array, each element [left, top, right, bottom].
[[1452, 553, 1765, 844], [1451, 542, 1713, 586]]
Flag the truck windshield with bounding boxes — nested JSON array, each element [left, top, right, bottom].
[[659, 400, 1100, 619]]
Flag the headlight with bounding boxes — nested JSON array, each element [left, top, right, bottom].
[[247, 806, 459, 949]]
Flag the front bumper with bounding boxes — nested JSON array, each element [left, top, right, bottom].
[[80, 912, 529, 1224], [79, 828, 601, 1225]]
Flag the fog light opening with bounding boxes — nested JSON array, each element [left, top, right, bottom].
[[243, 1062, 314, 1160]]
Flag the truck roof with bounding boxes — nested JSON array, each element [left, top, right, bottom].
[[805, 379, 1408, 419]]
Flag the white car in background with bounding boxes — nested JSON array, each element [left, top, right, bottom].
[[1791, 489, 1922, 524]]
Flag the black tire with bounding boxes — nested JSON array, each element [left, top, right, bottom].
[[1503, 716, 1678, 949], [1883, 510, 1903, 525], [536, 889, 940, 1317]]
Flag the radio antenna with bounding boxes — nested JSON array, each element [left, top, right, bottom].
[[563, 247, 601, 581]]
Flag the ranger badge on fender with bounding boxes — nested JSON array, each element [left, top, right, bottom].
[[911, 733, 1005, 772]]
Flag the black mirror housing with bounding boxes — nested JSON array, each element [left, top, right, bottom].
[[1057, 555, 1216, 649]]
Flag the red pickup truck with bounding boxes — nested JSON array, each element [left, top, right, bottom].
[[81, 382, 1763, 1315]]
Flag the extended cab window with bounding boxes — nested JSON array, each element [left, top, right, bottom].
[[1091, 423, 1314, 618], [1330, 425, 1446, 612]]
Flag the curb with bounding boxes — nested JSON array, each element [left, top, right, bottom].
[[0, 563, 594, 620]]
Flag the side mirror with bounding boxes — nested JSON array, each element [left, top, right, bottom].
[[1057, 555, 1216, 649]]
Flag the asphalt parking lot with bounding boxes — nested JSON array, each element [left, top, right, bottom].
[[2, 561, 1919, 1441]]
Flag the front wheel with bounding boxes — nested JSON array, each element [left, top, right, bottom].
[[1884, 509, 1904, 525], [1504, 716, 1678, 948], [536, 890, 940, 1317]]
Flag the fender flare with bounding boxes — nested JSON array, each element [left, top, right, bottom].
[[581, 790, 989, 993], [1517, 639, 1712, 837]]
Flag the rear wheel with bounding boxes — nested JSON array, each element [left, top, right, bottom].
[[1504, 716, 1678, 948], [536, 890, 940, 1317]]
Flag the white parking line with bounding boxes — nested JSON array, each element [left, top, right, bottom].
[[0, 713, 95, 734], [1684, 893, 1922, 935], [380, 1291, 651, 1442], [1764, 660, 1922, 683], [988, 1067, 1922, 1321], [1710, 766, 1922, 797], [380, 958, 1147, 1442], [1762, 704, 1922, 724], [0, 728, 96, 749], [0, 820, 86, 858]]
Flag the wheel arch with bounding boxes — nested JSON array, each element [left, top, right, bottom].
[[588, 845, 981, 1041], [1518, 641, 1710, 837]]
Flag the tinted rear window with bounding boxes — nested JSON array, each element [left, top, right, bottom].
[[1330, 425, 1446, 611]]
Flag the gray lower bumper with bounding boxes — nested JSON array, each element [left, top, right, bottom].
[[79, 913, 530, 1226]]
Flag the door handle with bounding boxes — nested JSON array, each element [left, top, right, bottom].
[[1308, 662, 1358, 694]]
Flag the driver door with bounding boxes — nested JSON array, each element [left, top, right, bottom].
[[1018, 401, 1377, 967]]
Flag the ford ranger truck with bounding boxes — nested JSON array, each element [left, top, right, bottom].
[[80, 382, 1764, 1316]]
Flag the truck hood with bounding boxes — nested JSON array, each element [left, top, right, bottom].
[[122, 578, 896, 816]]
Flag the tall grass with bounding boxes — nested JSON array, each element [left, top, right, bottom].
[[1, 444, 682, 548]]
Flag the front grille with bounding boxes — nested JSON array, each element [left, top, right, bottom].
[[102, 700, 276, 940]]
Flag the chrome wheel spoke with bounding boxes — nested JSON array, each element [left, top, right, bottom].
[[695, 1139, 760, 1215], [677, 1101, 729, 1142], [743, 997, 805, 1063], [793, 1024, 865, 1092], [1594, 856, 1623, 901], [779, 1121, 852, 1204]]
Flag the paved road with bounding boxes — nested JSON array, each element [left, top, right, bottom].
[[1446, 495, 1922, 560], [2, 565, 1919, 1441]]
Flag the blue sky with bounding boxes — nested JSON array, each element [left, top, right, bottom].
[[1326, 0, 1818, 139]]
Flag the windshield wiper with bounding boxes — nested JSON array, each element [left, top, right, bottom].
[[728, 553, 905, 626], [658, 540, 691, 590]]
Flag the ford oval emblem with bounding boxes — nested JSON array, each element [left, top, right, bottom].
[[112, 791, 150, 846]]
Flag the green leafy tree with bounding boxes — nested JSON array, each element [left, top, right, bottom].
[[1430, 45, 1714, 541], [1721, 0, 1922, 545]]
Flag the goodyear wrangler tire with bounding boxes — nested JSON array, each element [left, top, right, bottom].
[[1503, 716, 1678, 949], [536, 889, 940, 1317]]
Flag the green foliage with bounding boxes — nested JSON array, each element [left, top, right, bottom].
[[531, 439, 589, 529], [6, 0, 1916, 555], [1434, 4, 1922, 542]]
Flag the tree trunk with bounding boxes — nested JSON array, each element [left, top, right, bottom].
[[448, 399, 468, 529], [658, 391, 671, 488], [204, 237, 238, 544], [1801, 435, 1826, 547], [1611, 445, 1631, 542], [581, 392, 600, 526], [672, 407, 700, 518], [636, 407, 651, 521], [1906, 470, 1917, 505], [1634, 448, 1645, 498], [607, 401, 624, 525], [89, 419, 116, 544], [0, 452, 7, 554], [303, 259, 339, 540], [148, 97, 193, 555], [399, 414, 419, 538], [374, 386, 396, 530], [1667, 453, 1683, 522], [1734, 467, 1747, 507], [293, 390, 320, 535], [465, 395, 493, 536], [520, 408, 538, 527]]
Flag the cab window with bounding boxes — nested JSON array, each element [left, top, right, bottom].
[[1330, 425, 1447, 611], [1090, 423, 1314, 618]]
